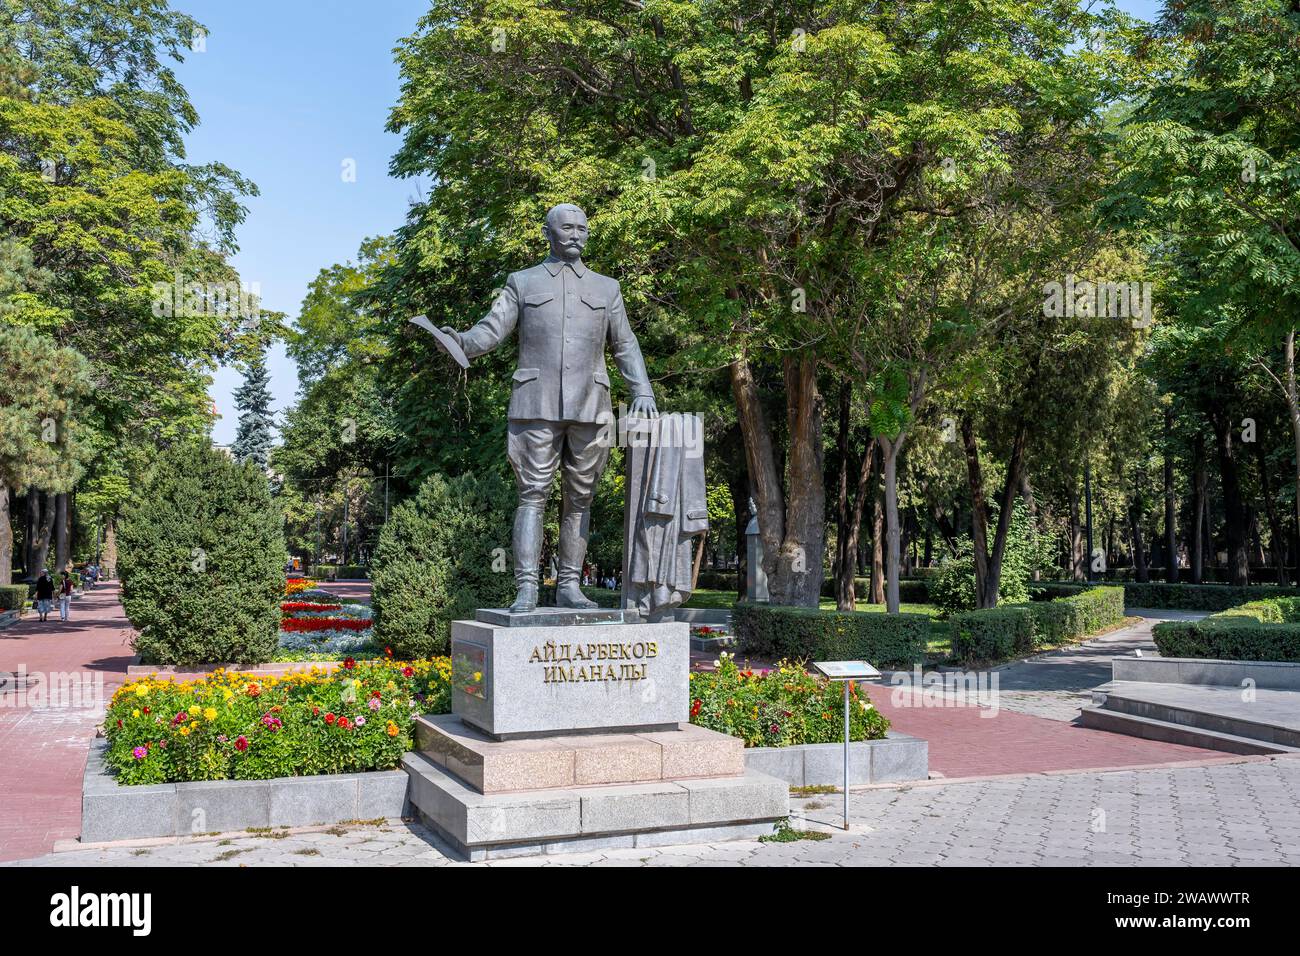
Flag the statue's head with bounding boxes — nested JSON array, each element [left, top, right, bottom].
[[543, 203, 588, 262]]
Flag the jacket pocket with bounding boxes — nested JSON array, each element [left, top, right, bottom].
[[524, 293, 554, 308], [593, 370, 610, 387], [580, 293, 607, 311], [513, 367, 540, 383]]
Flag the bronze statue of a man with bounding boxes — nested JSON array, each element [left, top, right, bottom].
[[440, 204, 658, 613]]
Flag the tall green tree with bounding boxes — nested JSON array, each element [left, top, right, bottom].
[[231, 343, 274, 469], [0, 324, 91, 582]]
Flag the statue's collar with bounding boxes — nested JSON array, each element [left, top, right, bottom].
[[543, 255, 587, 278]]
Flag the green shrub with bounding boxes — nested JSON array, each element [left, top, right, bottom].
[[950, 586, 1125, 663], [119, 443, 286, 666], [371, 472, 516, 658], [732, 603, 928, 666], [688, 654, 889, 747], [819, 576, 928, 603], [1152, 596, 1300, 661], [929, 504, 1052, 614], [0, 584, 27, 611], [1123, 582, 1300, 612]]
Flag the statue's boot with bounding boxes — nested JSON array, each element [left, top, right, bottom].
[[555, 507, 598, 609], [509, 505, 543, 613]]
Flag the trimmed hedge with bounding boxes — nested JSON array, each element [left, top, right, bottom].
[[950, 586, 1126, 663], [732, 603, 928, 667], [1153, 596, 1300, 662], [0, 584, 27, 611], [1123, 582, 1300, 612]]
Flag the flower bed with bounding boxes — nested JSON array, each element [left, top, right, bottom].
[[105, 657, 452, 785], [278, 597, 379, 657], [687, 653, 889, 748]]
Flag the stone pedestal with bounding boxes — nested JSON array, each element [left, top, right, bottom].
[[404, 614, 790, 860], [450, 618, 688, 739]]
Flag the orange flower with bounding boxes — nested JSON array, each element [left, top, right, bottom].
[[386, 721, 400, 737]]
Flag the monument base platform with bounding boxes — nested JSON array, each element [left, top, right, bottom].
[[402, 749, 787, 861], [414, 714, 745, 793]]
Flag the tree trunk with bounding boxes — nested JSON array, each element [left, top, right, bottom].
[[836, 436, 876, 611], [33, 490, 55, 573], [0, 483, 12, 585], [55, 491, 70, 573], [870, 479, 885, 604], [1255, 439, 1286, 584], [1163, 410, 1179, 583], [24, 490, 38, 577], [730, 356, 785, 599], [961, 414, 1027, 608], [1211, 415, 1250, 585], [880, 435, 903, 612], [959, 414, 992, 603], [1068, 482, 1086, 581], [1285, 331, 1300, 586], [101, 517, 118, 579], [778, 356, 825, 606], [1190, 433, 1206, 583], [1128, 475, 1149, 583]]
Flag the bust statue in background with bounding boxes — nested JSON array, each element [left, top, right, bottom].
[[438, 204, 658, 613]]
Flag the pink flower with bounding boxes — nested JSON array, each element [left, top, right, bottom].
[[355, 716, 366, 727], [234, 736, 249, 752], [132, 746, 147, 760], [367, 697, 381, 711]]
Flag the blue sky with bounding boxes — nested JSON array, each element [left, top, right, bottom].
[[186, 0, 1163, 445]]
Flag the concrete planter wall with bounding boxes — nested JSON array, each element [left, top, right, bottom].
[[1112, 656, 1300, 691], [81, 739, 410, 844], [743, 731, 928, 787]]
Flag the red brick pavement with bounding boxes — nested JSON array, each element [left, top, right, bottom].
[[0, 583, 134, 861], [867, 684, 1222, 778]]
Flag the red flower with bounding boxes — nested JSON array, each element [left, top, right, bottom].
[[370, 690, 381, 698], [234, 735, 249, 752], [343, 657, 356, 670], [402, 666, 414, 678], [384, 646, 393, 657], [312, 706, 320, 716], [337, 716, 351, 730], [690, 699, 702, 717], [142, 706, 150, 715], [324, 713, 336, 725], [116, 719, 123, 728]]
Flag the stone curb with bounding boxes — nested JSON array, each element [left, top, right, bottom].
[[842, 752, 1292, 792], [80, 738, 411, 843], [743, 732, 928, 787]]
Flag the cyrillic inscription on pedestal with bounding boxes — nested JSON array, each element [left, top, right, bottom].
[[450, 619, 688, 739]]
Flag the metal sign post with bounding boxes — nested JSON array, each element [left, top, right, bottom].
[[813, 660, 882, 831]]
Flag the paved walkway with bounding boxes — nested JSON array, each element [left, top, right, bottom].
[[970, 609, 1208, 722], [0, 584, 132, 862], [8, 756, 1298, 866]]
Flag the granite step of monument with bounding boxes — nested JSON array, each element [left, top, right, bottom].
[[414, 714, 745, 794], [400, 750, 788, 861], [1078, 705, 1299, 755]]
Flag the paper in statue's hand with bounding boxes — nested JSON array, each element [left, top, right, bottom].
[[410, 314, 469, 369]]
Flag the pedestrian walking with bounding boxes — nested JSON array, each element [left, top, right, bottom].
[[58, 570, 73, 622], [34, 570, 54, 622]]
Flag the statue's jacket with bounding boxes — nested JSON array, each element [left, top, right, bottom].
[[459, 256, 653, 423]]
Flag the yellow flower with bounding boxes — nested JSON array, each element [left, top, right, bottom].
[[178, 726, 191, 737], [187, 704, 201, 717], [131, 709, 140, 718], [203, 707, 217, 721], [223, 689, 233, 701], [473, 672, 482, 682], [134, 685, 149, 698]]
